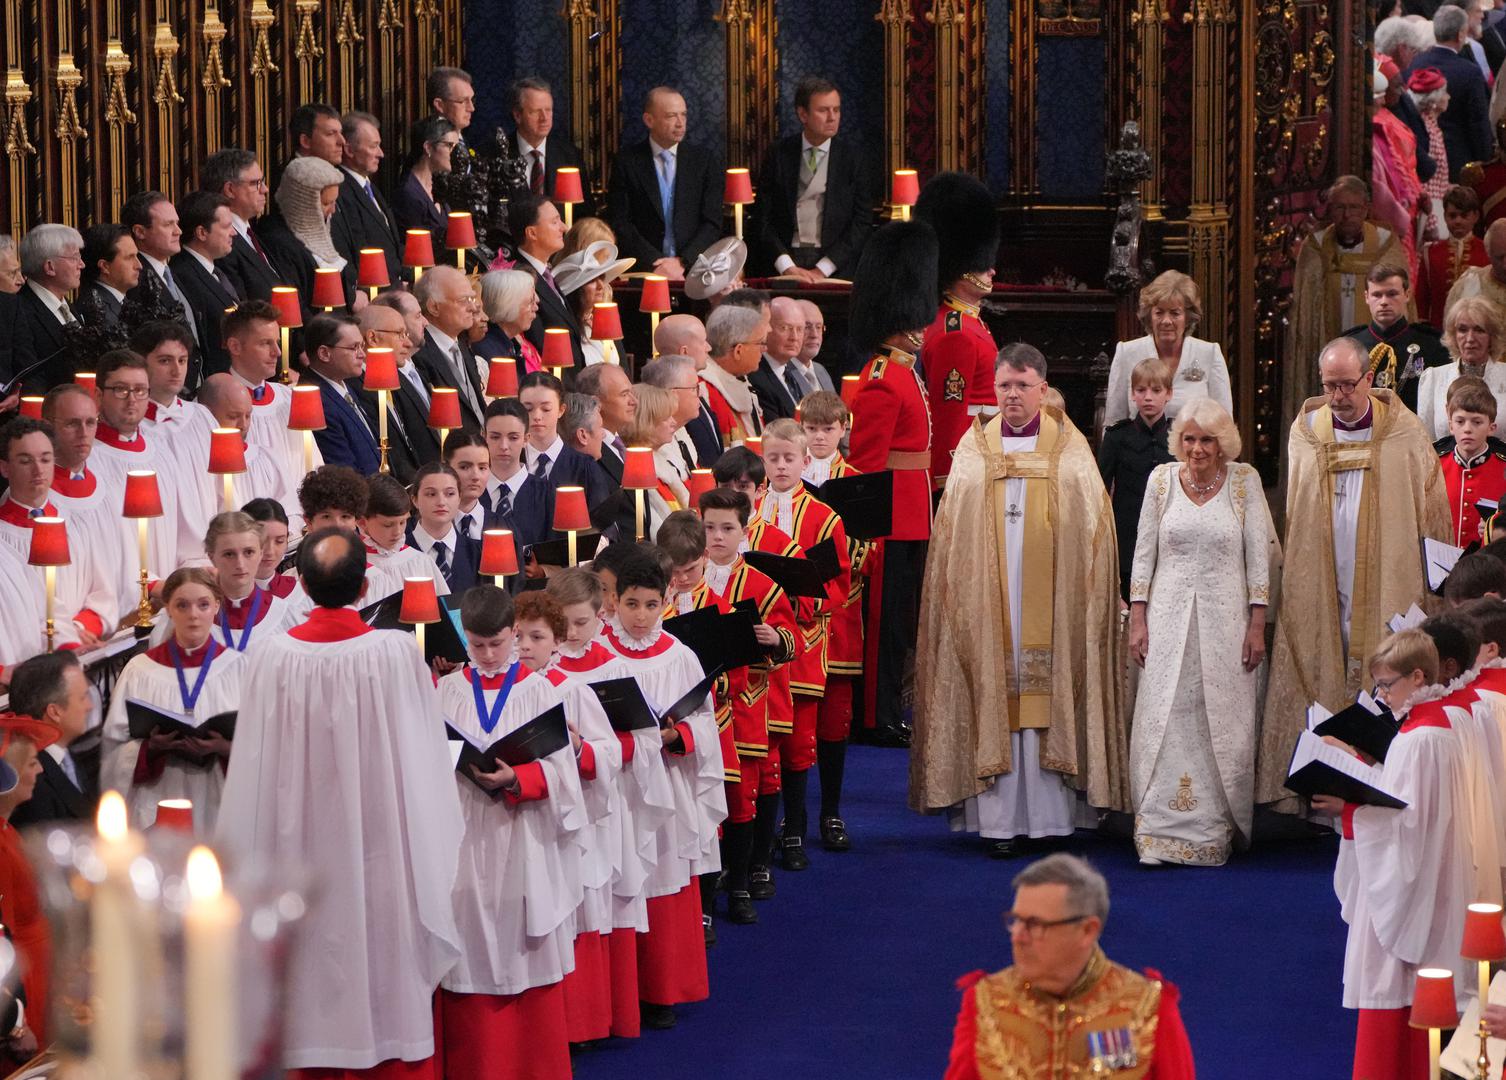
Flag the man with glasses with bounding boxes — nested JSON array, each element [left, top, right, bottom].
[[412, 266, 486, 429], [427, 66, 478, 159], [354, 298, 438, 483], [201, 147, 283, 301], [1260, 335, 1452, 808], [913, 343, 1122, 857], [1285, 176, 1407, 429], [943, 854, 1195, 1078], [655, 312, 724, 466], [304, 314, 381, 476], [699, 303, 769, 447], [13, 223, 85, 391]]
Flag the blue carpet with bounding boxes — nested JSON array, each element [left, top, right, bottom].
[[573, 746, 1350, 1079]]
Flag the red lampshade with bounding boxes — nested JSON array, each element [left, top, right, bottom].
[[724, 167, 754, 205], [122, 470, 164, 518], [312, 267, 345, 310], [287, 385, 327, 431], [744, 436, 762, 454], [480, 529, 520, 576], [542, 327, 574, 371], [687, 468, 715, 509], [357, 248, 390, 289], [446, 211, 477, 250], [18, 396, 42, 419], [1463, 902, 1506, 961], [892, 169, 919, 206], [207, 428, 247, 475], [591, 302, 623, 341], [364, 347, 400, 391], [403, 229, 435, 269], [74, 371, 96, 394], [622, 446, 657, 490], [487, 357, 519, 398], [428, 387, 462, 430], [841, 374, 861, 407], [640, 274, 671, 314], [553, 167, 584, 205], [1408, 968, 1459, 1030], [153, 799, 194, 833], [399, 576, 441, 624], [553, 486, 591, 532], [269, 286, 303, 328], [27, 517, 69, 567]]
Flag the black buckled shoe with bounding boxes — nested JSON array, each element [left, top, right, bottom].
[[702, 912, 717, 948], [864, 725, 913, 748], [779, 835, 811, 871], [988, 839, 1021, 860], [726, 890, 759, 924], [641, 1002, 677, 1030], [748, 865, 776, 899], [820, 816, 851, 852]]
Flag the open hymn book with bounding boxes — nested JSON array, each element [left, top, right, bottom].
[[1284, 729, 1407, 809]]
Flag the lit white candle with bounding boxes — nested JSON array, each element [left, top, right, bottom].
[[185, 846, 239, 1080], [91, 791, 143, 1075]]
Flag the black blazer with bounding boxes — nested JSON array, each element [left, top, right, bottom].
[[606, 139, 724, 269], [170, 250, 243, 377], [393, 171, 448, 263], [10, 748, 94, 827], [413, 331, 486, 430], [685, 401, 723, 467], [748, 356, 802, 421], [1388, 94, 1437, 185], [126, 256, 204, 387], [74, 282, 126, 337], [218, 226, 285, 302], [331, 171, 405, 289], [1406, 45, 1495, 177], [405, 521, 481, 594], [753, 133, 874, 279], [511, 130, 598, 217], [15, 285, 73, 391], [516, 258, 587, 374]]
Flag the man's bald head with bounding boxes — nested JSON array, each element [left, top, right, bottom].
[[1487, 220, 1506, 258], [359, 300, 414, 362], [767, 296, 806, 363], [297, 526, 369, 608], [197, 373, 254, 433], [796, 299, 824, 362], [654, 313, 711, 370], [1318, 335, 1370, 379]]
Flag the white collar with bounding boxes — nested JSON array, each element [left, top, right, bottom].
[[230, 212, 252, 234], [184, 246, 218, 274], [766, 354, 791, 378], [309, 368, 349, 395], [230, 368, 269, 394], [519, 249, 552, 278], [27, 279, 67, 318], [801, 135, 832, 154], [649, 138, 679, 160], [517, 134, 545, 157], [99, 282, 126, 303], [609, 614, 664, 650], [427, 326, 460, 355], [526, 434, 565, 464], [412, 522, 459, 552], [705, 558, 734, 595], [140, 251, 170, 277], [487, 467, 528, 497], [342, 165, 371, 186]]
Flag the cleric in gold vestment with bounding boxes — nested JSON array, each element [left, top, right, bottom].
[[1257, 340, 1451, 808], [911, 346, 1127, 838]]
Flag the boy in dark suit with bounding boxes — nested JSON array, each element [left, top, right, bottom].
[[1097, 357, 1175, 601]]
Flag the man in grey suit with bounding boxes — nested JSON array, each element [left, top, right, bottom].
[[794, 298, 836, 393]]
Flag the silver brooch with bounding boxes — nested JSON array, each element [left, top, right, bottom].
[[1183, 365, 1205, 382]]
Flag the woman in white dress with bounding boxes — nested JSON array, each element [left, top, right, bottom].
[[1414, 294, 1506, 439], [1126, 399, 1273, 867], [103, 567, 244, 832], [1103, 270, 1233, 429]]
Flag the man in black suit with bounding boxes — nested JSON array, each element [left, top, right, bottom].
[[508, 76, 597, 217], [354, 297, 440, 482], [201, 147, 285, 301], [332, 111, 404, 289], [6, 651, 96, 827], [412, 265, 487, 429], [654, 313, 723, 466], [122, 191, 204, 380], [748, 296, 810, 422], [171, 191, 245, 377], [75, 223, 140, 337], [509, 194, 586, 372], [754, 76, 874, 281], [14, 223, 85, 391], [606, 86, 724, 281], [1406, 5, 1495, 176]]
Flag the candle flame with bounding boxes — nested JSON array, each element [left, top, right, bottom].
[[97, 791, 128, 841], [186, 846, 223, 900]]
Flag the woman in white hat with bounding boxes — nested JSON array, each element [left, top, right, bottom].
[[554, 240, 634, 365]]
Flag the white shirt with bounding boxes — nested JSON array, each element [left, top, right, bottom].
[[99, 282, 126, 304], [518, 248, 553, 281], [140, 251, 172, 283], [774, 136, 838, 278], [524, 435, 565, 478], [485, 467, 529, 515], [705, 558, 734, 597], [410, 522, 459, 559], [184, 246, 219, 276], [27, 279, 70, 323], [1309, 403, 1372, 647], [456, 501, 485, 541], [649, 139, 679, 166], [518, 135, 545, 172], [803, 452, 838, 486]]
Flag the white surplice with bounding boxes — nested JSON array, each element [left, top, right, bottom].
[[101, 647, 244, 832], [0, 491, 129, 639], [243, 382, 323, 515], [217, 619, 463, 1071], [1128, 463, 1270, 865], [365, 542, 450, 604], [437, 666, 586, 995], [1310, 410, 1371, 650], [91, 426, 207, 578], [175, 407, 305, 538], [951, 424, 1076, 841], [0, 541, 78, 664]]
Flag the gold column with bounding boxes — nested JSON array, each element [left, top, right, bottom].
[[718, 0, 753, 168], [200, 0, 231, 153], [927, 0, 962, 172], [248, 0, 278, 170], [103, 0, 137, 221], [415, 0, 438, 80], [1185, 0, 1235, 347], [152, 0, 184, 196], [1008, 0, 1037, 196], [1130, 0, 1171, 220], [2, 0, 34, 237], [52, 0, 87, 227], [564, 0, 597, 177], [294, 0, 324, 105], [875, 0, 911, 177], [378, 0, 401, 138], [334, 0, 363, 112]]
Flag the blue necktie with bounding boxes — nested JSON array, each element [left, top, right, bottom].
[[59, 751, 80, 790], [493, 483, 512, 521], [533, 452, 550, 480], [364, 179, 380, 209], [658, 150, 676, 257], [432, 541, 451, 579]]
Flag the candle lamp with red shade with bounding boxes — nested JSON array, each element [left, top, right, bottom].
[[363, 347, 400, 474], [542, 328, 573, 380], [553, 486, 591, 566], [446, 212, 476, 271], [554, 168, 584, 228], [404, 229, 436, 282], [269, 286, 303, 383], [640, 275, 671, 354], [480, 529, 520, 586], [123, 470, 163, 631], [28, 517, 69, 652], [621, 447, 657, 540], [591, 302, 623, 366], [724, 168, 754, 240], [400, 576, 441, 655], [892, 169, 919, 221], [357, 248, 390, 299]]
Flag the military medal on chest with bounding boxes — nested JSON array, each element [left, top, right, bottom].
[[1087, 1025, 1139, 1072]]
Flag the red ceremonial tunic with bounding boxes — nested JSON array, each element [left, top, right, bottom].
[[756, 487, 852, 699], [745, 519, 804, 738], [1417, 234, 1488, 328], [1440, 442, 1506, 546], [923, 295, 998, 488], [1474, 159, 1506, 231], [0, 820, 48, 1044], [811, 457, 869, 674], [847, 344, 933, 541]]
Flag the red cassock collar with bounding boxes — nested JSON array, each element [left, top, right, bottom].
[[1475, 666, 1506, 693], [50, 466, 96, 499], [604, 623, 675, 657], [145, 637, 225, 667], [555, 641, 616, 673], [1400, 699, 1452, 732], [221, 588, 274, 630], [462, 665, 533, 691], [541, 667, 567, 687], [0, 498, 58, 527], [95, 422, 148, 452], [288, 606, 373, 642]]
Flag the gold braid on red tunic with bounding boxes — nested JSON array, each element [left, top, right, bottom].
[[970, 948, 1162, 1079]]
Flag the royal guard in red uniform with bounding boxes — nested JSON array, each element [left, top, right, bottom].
[[1416, 185, 1487, 328], [1434, 376, 1506, 545], [916, 172, 1001, 492], [846, 220, 939, 748], [1462, 117, 1506, 232]]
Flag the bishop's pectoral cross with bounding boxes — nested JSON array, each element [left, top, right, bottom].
[[1005, 503, 1024, 524]]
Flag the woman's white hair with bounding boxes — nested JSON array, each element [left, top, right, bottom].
[[479, 269, 535, 327], [1169, 397, 1241, 462]]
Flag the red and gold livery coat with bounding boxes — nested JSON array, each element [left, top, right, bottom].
[[923, 294, 998, 489]]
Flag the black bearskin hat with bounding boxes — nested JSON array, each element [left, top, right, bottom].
[[913, 171, 999, 290], [848, 220, 939, 355]]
